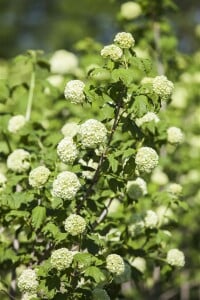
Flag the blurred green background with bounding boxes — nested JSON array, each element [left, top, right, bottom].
[[0, 0, 199, 58]]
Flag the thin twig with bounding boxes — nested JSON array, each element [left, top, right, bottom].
[[25, 68, 35, 121]]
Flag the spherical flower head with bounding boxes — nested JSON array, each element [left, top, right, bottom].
[[106, 254, 125, 276], [47, 75, 64, 88], [0, 172, 7, 191], [50, 248, 74, 271], [130, 257, 146, 273], [61, 122, 79, 138], [152, 75, 174, 100], [167, 126, 184, 145], [120, 2, 142, 20], [79, 119, 107, 148], [64, 80, 85, 104], [7, 149, 31, 173], [92, 288, 110, 300], [57, 137, 78, 164], [144, 210, 158, 229], [50, 50, 78, 74], [114, 32, 135, 49], [136, 112, 160, 127], [127, 177, 147, 199], [64, 214, 86, 236], [101, 44, 123, 61], [8, 115, 26, 133], [29, 166, 50, 188], [151, 167, 169, 186], [167, 183, 182, 196], [52, 171, 81, 200], [17, 269, 38, 293], [166, 248, 185, 267], [135, 147, 159, 174]]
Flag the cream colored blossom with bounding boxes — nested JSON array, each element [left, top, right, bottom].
[[50, 248, 74, 270], [101, 44, 123, 61], [136, 112, 160, 127], [79, 119, 107, 148], [120, 2, 142, 20], [106, 254, 125, 275], [64, 214, 86, 236], [167, 183, 182, 196], [17, 269, 38, 293], [61, 122, 79, 137], [153, 75, 174, 100], [151, 167, 169, 186], [166, 249, 185, 267], [29, 166, 50, 188], [7, 149, 31, 173], [8, 115, 26, 133], [144, 210, 158, 229], [50, 50, 78, 74], [114, 32, 135, 49], [57, 137, 78, 164], [64, 80, 85, 104], [135, 147, 159, 174], [167, 126, 184, 145]]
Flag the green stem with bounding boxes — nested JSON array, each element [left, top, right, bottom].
[[25, 68, 36, 121]]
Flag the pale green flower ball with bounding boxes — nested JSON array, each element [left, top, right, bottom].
[[127, 177, 147, 199], [153, 75, 174, 100], [151, 167, 169, 186], [64, 80, 85, 104], [64, 214, 86, 236], [167, 126, 184, 145], [57, 137, 78, 164], [92, 288, 110, 300], [101, 44, 123, 61], [50, 248, 74, 271], [130, 257, 146, 273], [0, 172, 7, 191], [120, 2, 142, 20], [106, 254, 125, 276], [52, 171, 81, 200], [7, 149, 31, 173], [114, 32, 135, 49], [47, 75, 64, 88], [144, 210, 158, 229], [17, 269, 38, 293], [166, 248, 185, 267], [50, 50, 78, 74], [61, 122, 79, 137], [21, 293, 37, 300], [8, 115, 26, 133], [136, 112, 160, 127], [135, 147, 159, 174], [167, 183, 182, 196], [79, 119, 107, 148], [29, 166, 50, 188]]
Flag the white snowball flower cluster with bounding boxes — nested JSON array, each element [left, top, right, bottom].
[[57, 137, 78, 164], [144, 210, 158, 229], [151, 167, 169, 186], [106, 254, 125, 276], [152, 75, 174, 100], [166, 248, 185, 267], [64, 80, 85, 104], [167, 126, 184, 145], [50, 248, 74, 271], [120, 2, 142, 20], [136, 112, 160, 127], [29, 166, 50, 188], [92, 288, 110, 300], [61, 122, 79, 137], [21, 293, 37, 300], [130, 257, 146, 273], [0, 172, 7, 191], [8, 115, 26, 133], [101, 44, 123, 61], [114, 32, 135, 49], [127, 177, 147, 199], [167, 183, 182, 196], [64, 214, 86, 236], [52, 171, 81, 200], [7, 149, 31, 173], [135, 147, 159, 174], [17, 269, 38, 293], [47, 75, 64, 88], [79, 119, 107, 148], [50, 50, 78, 74]]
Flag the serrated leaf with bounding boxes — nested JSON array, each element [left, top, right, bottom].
[[31, 206, 46, 229], [132, 95, 149, 117], [84, 266, 106, 283]]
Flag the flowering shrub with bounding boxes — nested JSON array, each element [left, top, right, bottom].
[[0, 1, 197, 298]]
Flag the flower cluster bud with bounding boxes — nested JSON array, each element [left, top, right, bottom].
[[106, 254, 125, 276], [101, 44, 123, 61], [52, 171, 81, 200], [79, 119, 107, 148], [166, 248, 185, 267], [64, 80, 85, 104], [135, 147, 159, 174], [29, 166, 50, 188], [7, 149, 31, 173], [57, 137, 78, 164], [114, 32, 135, 49], [50, 248, 74, 271], [64, 214, 86, 236]]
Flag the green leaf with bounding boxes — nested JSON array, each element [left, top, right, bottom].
[[31, 206, 46, 229], [111, 68, 134, 85], [5, 210, 30, 222], [131, 95, 149, 117], [84, 266, 106, 283], [108, 154, 119, 173]]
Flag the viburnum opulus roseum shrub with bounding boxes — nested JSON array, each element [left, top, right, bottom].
[[0, 31, 186, 299]]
